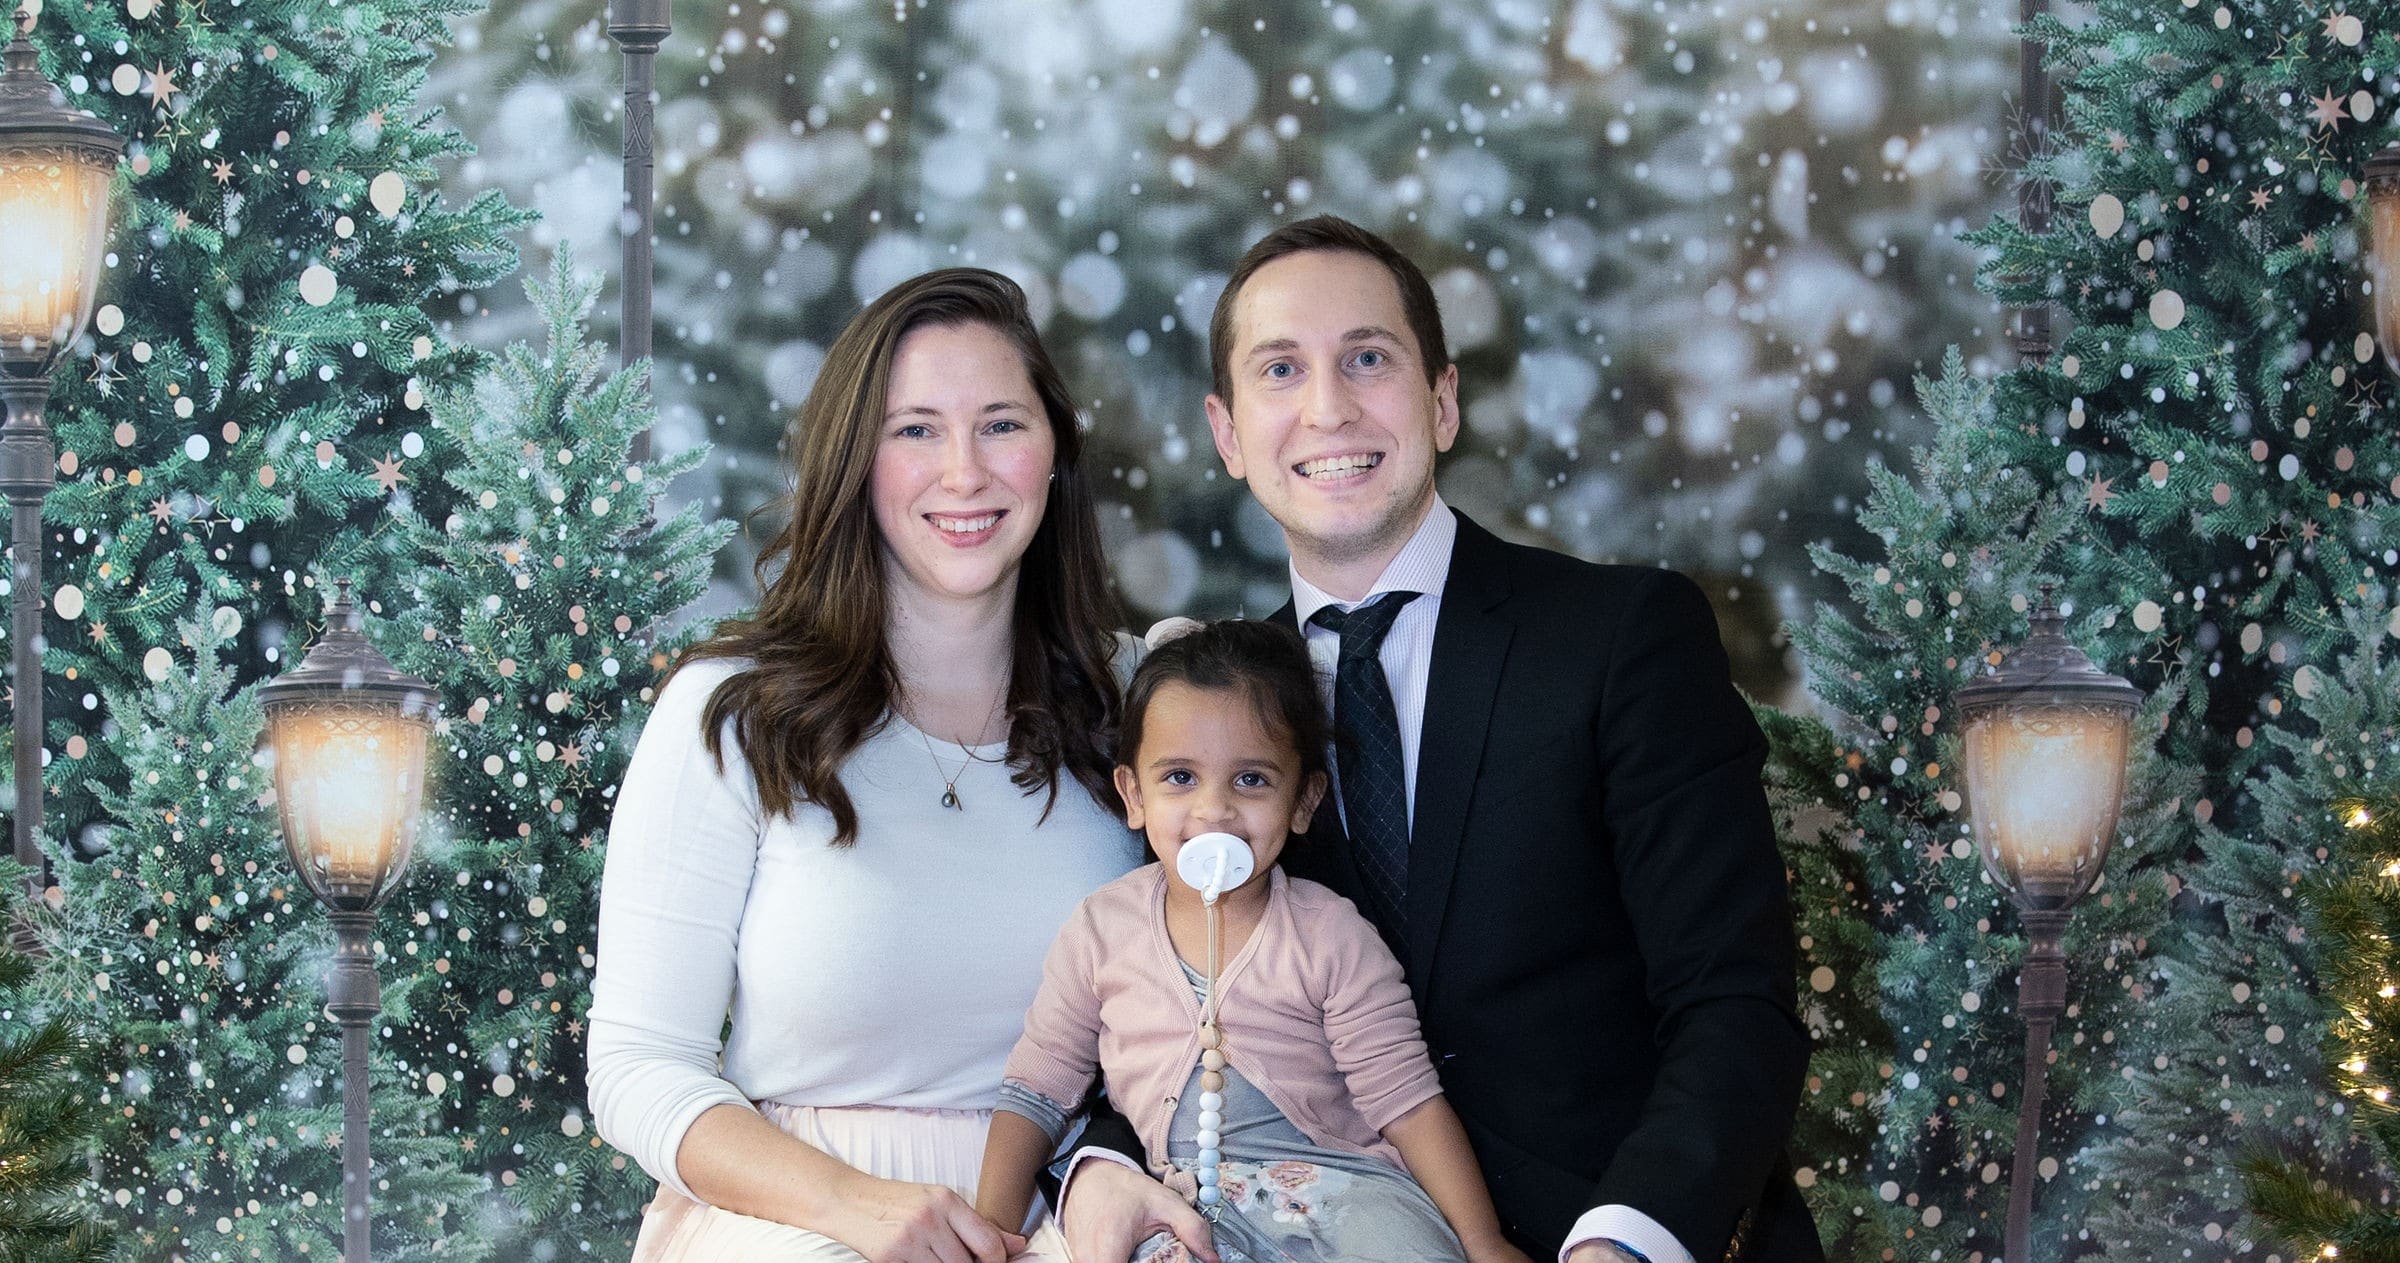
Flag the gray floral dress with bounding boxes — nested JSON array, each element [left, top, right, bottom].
[[1131, 963, 1468, 1263]]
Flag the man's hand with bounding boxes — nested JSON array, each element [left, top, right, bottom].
[[1057, 1159, 1217, 1263], [1563, 1243, 1644, 1263]]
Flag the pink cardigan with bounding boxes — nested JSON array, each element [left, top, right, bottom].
[[1000, 864, 1444, 1179]]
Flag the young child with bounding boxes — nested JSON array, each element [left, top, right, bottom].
[[976, 620, 1533, 1263]]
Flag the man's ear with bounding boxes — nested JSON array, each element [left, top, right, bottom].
[[1291, 770, 1329, 833], [1114, 764, 1146, 831], [1431, 362, 1462, 454], [1204, 393, 1248, 481]]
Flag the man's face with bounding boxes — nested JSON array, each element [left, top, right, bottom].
[[1205, 250, 1460, 570]]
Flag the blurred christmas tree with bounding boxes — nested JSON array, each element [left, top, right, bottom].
[[2242, 599, 2400, 1260], [10, 0, 528, 861], [374, 249, 732, 1256], [429, 0, 2019, 695], [39, 612, 491, 1261], [1777, 353, 2192, 1256]]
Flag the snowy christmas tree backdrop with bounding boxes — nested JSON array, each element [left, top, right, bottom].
[[9, 0, 2400, 1258]]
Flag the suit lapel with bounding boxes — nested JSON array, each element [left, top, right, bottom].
[[1403, 512, 1513, 988]]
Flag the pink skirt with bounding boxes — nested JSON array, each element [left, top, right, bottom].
[[631, 1101, 1071, 1261]]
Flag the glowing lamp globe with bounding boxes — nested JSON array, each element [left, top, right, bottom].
[[257, 582, 438, 914], [0, 7, 124, 373], [1955, 593, 2144, 913]]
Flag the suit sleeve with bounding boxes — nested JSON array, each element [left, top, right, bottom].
[[1585, 568, 1808, 1258]]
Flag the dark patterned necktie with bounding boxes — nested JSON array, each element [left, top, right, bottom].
[[1311, 591, 1421, 929]]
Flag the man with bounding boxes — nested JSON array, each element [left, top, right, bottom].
[[1058, 216, 1819, 1263]]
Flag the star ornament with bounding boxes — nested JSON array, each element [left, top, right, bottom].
[[2249, 188, 2272, 210], [370, 454, 406, 493], [2309, 88, 2351, 131], [145, 64, 178, 108], [2085, 472, 2118, 509]]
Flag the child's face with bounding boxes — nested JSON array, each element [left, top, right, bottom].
[[1114, 680, 1328, 889]]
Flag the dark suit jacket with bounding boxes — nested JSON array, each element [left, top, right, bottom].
[[1079, 510, 1820, 1261]]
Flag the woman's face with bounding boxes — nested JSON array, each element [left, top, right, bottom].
[[870, 321, 1057, 610]]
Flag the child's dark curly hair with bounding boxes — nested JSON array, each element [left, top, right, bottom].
[[1118, 620, 1330, 788]]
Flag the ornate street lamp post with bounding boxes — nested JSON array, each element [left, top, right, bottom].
[[1956, 589, 2143, 1263], [258, 580, 438, 1263], [0, 4, 124, 895], [608, 0, 669, 466]]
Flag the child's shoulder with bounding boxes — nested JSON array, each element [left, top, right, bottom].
[[1073, 862, 1166, 919]]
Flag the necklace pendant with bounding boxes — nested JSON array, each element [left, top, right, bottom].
[[940, 788, 961, 811]]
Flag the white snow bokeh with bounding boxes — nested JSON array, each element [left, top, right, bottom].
[[430, 0, 2020, 704]]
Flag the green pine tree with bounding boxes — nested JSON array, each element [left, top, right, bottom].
[[1777, 352, 2186, 1257], [2243, 597, 2400, 1260], [37, 613, 493, 1261], [11, 0, 530, 861], [0, 861, 113, 1263], [374, 248, 732, 1256], [1754, 703, 1917, 1257], [1950, 0, 2400, 1252]]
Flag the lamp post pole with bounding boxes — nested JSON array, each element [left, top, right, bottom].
[[328, 909, 380, 1263], [2004, 908, 2070, 1260], [0, 372, 52, 899], [2014, 0, 2054, 359], [608, 0, 670, 467]]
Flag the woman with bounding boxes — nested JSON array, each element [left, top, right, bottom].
[[588, 268, 1143, 1262]]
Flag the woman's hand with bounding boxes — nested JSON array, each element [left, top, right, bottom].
[[821, 1169, 1027, 1263]]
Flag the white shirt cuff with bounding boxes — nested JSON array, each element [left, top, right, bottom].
[[1561, 1205, 1693, 1263], [1056, 1144, 1144, 1219]]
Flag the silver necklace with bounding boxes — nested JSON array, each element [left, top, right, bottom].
[[908, 685, 1007, 811]]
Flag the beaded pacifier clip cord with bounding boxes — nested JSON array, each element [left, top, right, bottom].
[[1175, 832, 1255, 1217]]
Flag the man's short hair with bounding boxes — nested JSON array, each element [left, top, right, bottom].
[[1207, 215, 1451, 404]]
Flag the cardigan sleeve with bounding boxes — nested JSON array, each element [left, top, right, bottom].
[[998, 894, 1109, 1142], [1308, 889, 1444, 1133], [585, 660, 766, 1203]]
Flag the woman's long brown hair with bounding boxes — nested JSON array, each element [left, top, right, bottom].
[[665, 268, 1126, 845]]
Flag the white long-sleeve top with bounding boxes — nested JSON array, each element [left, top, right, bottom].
[[587, 652, 1144, 1201]]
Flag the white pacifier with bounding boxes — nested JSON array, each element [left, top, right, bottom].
[[1175, 831, 1256, 906]]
